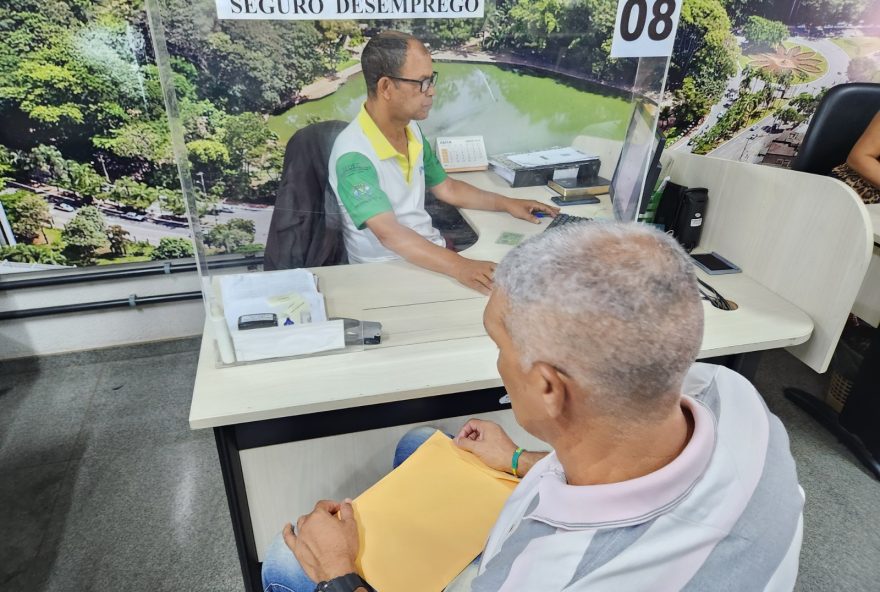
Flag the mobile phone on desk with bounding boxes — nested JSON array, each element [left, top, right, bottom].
[[237, 313, 278, 330], [690, 252, 741, 275]]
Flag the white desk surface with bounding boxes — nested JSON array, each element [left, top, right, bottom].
[[189, 171, 812, 430]]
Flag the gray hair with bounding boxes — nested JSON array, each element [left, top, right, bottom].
[[361, 30, 420, 97], [494, 222, 704, 420]]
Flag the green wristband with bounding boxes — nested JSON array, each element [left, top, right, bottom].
[[511, 447, 525, 478]]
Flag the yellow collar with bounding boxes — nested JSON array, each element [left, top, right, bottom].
[[358, 104, 423, 183]]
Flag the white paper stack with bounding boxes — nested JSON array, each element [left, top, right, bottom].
[[217, 270, 345, 363], [507, 147, 596, 168]]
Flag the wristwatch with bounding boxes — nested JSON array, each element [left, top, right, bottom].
[[314, 573, 376, 592]]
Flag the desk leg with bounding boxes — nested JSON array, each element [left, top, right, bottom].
[[839, 328, 880, 459], [785, 329, 880, 480], [215, 426, 263, 592]]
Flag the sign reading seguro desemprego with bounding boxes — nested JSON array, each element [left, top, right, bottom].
[[215, 0, 484, 19]]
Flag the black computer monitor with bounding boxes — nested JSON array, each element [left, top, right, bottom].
[[610, 102, 666, 223]]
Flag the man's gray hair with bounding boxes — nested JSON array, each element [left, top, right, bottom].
[[361, 30, 419, 97], [494, 222, 704, 420]]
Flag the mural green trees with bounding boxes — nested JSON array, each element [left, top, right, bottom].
[[62, 206, 108, 264], [205, 218, 256, 254], [0, 244, 68, 265], [9, 194, 52, 244], [743, 16, 789, 49], [106, 224, 131, 257], [1, 0, 876, 269], [671, 0, 740, 105], [486, 0, 740, 126], [151, 236, 194, 259]]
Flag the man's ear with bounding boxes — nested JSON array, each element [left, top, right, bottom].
[[531, 362, 567, 420], [377, 77, 393, 100]]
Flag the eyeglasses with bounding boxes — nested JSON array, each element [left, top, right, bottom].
[[386, 71, 439, 93]]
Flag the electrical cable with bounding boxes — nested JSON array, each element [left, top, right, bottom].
[[697, 278, 732, 310]]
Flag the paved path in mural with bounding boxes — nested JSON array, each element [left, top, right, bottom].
[[672, 33, 855, 160], [787, 36, 851, 93], [300, 62, 364, 101], [704, 36, 851, 162]]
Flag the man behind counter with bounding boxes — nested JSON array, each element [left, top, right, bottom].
[[328, 30, 559, 294]]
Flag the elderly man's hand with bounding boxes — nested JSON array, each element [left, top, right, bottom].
[[502, 198, 560, 224], [455, 419, 518, 473], [283, 499, 360, 582], [455, 258, 496, 295]]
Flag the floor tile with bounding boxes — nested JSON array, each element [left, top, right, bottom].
[[40, 436, 241, 592], [0, 337, 202, 376], [75, 351, 202, 460], [0, 461, 69, 588], [0, 365, 103, 472]]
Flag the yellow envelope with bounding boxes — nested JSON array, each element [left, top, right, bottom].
[[352, 431, 519, 592]]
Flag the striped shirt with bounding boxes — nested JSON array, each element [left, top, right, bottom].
[[450, 363, 804, 592]]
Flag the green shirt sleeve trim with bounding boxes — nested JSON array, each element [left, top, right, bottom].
[[334, 152, 393, 230], [421, 132, 448, 188]]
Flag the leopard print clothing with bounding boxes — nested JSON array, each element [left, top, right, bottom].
[[831, 162, 880, 204]]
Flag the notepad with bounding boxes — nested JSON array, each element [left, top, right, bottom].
[[351, 431, 519, 592]]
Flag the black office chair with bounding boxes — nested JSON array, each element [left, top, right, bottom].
[[791, 82, 880, 176], [785, 82, 880, 479], [263, 120, 349, 271]]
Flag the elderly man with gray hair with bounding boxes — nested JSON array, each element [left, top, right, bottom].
[[263, 222, 804, 592]]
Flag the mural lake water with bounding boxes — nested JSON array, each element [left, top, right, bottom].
[[268, 62, 635, 155]]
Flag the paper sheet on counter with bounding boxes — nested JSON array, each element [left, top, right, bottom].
[[218, 270, 327, 333], [231, 320, 345, 362], [508, 147, 595, 168], [352, 431, 519, 592]]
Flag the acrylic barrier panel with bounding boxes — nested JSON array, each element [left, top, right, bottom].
[[4, 0, 869, 277], [145, 0, 671, 365]]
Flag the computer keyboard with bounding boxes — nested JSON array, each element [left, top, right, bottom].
[[544, 213, 593, 231]]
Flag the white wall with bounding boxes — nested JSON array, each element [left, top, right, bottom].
[[0, 270, 206, 359]]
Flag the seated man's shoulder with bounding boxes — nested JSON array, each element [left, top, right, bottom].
[[335, 151, 377, 175]]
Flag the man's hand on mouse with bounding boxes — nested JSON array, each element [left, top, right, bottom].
[[501, 197, 560, 224]]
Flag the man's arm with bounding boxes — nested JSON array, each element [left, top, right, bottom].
[[419, 132, 558, 222], [430, 177, 559, 224], [366, 212, 496, 294], [847, 111, 880, 188], [455, 418, 549, 478]]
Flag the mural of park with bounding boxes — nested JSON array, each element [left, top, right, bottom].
[[0, 0, 878, 271]]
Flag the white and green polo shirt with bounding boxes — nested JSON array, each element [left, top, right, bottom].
[[328, 104, 448, 263]]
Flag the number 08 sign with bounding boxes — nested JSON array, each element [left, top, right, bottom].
[[610, 0, 682, 58]]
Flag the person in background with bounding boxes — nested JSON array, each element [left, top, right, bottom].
[[328, 30, 559, 295], [832, 109, 880, 204], [262, 222, 804, 592]]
